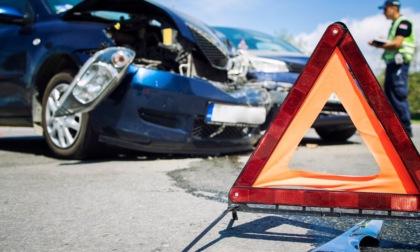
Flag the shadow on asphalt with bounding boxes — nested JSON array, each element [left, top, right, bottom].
[[187, 214, 420, 251], [0, 135, 192, 161], [187, 215, 343, 251], [0, 135, 53, 157], [0, 134, 360, 162], [299, 136, 360, 147]]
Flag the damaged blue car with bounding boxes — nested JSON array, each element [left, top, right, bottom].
[[0, 0, 271, 159], [214, 27, 357, 141]]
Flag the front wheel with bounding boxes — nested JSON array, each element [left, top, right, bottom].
[[42, 70, 100, 159], [314, 126, 356, 142]]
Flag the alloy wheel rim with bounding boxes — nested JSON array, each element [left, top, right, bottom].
[[45, 83, 83, 149]]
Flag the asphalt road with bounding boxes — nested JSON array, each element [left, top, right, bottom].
[[0, 125, 419, 251]]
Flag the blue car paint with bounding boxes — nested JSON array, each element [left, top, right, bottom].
[[67, 0, 224, 53], [0, 0, 266, 156], [248, 71, 301, 84], [0, 6, 23, 17], [90, 66, 263, 153], [0, 7, 111, 122]]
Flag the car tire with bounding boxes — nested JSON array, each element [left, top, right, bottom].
[[42, 70, 100, 159], [314, 126, 356, 142]]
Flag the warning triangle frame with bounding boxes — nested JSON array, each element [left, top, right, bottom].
[[228, 22, 420, 220]]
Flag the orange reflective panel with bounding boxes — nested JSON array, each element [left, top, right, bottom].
[[252, 49, 418, 194]]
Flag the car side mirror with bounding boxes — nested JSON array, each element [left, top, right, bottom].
[[0, 5, 28, 25]]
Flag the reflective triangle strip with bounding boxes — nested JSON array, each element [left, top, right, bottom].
[[229, 22, 420, 212]]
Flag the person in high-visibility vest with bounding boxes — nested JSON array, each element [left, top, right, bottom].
[[369, 0, 416, 137]]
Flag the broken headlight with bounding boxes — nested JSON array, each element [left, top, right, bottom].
[[248, 56, 289, 73], [55, 47, 135, 116]]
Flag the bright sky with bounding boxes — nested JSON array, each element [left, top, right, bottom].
[[152, 0, 420, 74]]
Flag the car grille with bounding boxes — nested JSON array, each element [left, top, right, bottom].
[[187, 24, 229, 69], [139, 110, 254, 139], [192, 116, 252, 139]]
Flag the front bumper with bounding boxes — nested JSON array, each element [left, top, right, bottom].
[[261, 103, 354, 131], [89, 66, 269, 154]]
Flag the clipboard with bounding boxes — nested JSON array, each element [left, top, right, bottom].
[[372, 38, 389, 45]]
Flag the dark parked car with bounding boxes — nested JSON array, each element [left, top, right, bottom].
[[0, 0, 271, 159], [213, 27, 356, 141]]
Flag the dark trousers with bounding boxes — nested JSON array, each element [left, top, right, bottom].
[[384, 62, 412, 134]]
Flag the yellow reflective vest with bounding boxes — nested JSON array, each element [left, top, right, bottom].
[[382, 15, 416, 63]]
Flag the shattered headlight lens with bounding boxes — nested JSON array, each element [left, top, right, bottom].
[[55, 47, 135, 116], [72, 48, 134, 104], [72, 62, 117, 104], [249, 56, 289, 73]]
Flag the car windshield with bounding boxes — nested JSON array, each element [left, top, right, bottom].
[[214, 27, 302, 53], [44, 0, 83, 14]]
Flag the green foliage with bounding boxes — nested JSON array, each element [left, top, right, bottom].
[[376, 70, 385, 88], [375, 70, 420, 116], [408, 71, 420, 115]]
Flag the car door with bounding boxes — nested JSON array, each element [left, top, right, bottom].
[[0, 0, 34, 124]]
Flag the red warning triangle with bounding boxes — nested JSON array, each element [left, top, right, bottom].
[[229, 22, 420, 212]]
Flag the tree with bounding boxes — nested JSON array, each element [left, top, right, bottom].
[[408, 72, 420, 116], [372, 70, 419, 117], [274, 29, 307, 52]]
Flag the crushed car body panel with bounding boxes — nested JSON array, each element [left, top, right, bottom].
[[0, 0, 270, 158]]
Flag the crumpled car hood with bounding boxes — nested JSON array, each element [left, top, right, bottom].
[[62, 0, 225, 50]]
